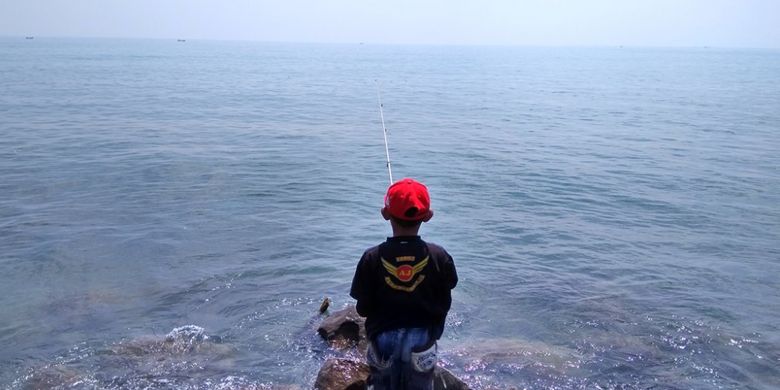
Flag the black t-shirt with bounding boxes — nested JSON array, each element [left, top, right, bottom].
[[350, 236, 458, 340]]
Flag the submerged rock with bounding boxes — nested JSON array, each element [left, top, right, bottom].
[[166, 324, 210, 342], [449, 337, 582, 372], [163, 324, 222, 352], [18, 364, 85, 389], [19, 325, 237, 389], [109, 324, 231, 357]]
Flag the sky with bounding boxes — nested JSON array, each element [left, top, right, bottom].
[[1, 0, 778, 48]]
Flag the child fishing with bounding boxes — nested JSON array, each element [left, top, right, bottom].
[[350, 177, 458, 389]]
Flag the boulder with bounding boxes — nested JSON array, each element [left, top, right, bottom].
[[317, 306, 367, 351], [314, 358, 370, 390]]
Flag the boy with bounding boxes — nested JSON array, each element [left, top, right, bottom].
[[350, 178, 458, 390]]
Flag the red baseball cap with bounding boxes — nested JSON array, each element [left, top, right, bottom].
[[384, 178, 431, 221]]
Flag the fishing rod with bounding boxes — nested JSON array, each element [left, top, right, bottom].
[[376, 83, 394, 185]]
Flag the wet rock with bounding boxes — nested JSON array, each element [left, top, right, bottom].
[[314, 358, 369, 390], [165, 324, 209, 343], [110, 325, 231, 356], [216, 375, 302, 390], [163, 324, 222, 352], [19, 364, 85, 390], [317, 306, 367, 351], [319, 297, 331, 314], [313, 359, 469, 390]]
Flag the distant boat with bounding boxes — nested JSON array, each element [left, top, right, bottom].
[[177, 39, 186, 42], [25, 36, 34, 40]]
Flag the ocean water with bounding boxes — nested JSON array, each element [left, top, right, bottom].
[[1, 37, 779, 389]]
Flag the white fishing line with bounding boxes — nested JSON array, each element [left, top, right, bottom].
[[376, 82, 394, 184]]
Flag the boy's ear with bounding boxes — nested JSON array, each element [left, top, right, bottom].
[[421, 210, 434, 222], [381, 207, 391, 221]]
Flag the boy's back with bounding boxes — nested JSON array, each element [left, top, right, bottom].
[[351, 237, 457, 341]]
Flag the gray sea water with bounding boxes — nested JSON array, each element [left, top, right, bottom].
[[1, 37, 779, 389]]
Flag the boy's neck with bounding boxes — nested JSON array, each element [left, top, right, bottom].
[[390, 222, 421, 238]]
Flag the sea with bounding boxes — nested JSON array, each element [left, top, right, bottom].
[[1, 37, 778, 389]]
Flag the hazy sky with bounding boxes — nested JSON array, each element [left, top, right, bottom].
[[1, 0, 778, 48]]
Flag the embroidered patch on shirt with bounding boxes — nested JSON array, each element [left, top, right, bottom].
[[381, 256, 428, 292]]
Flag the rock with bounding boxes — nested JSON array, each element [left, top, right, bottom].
[[20, 364, 84, 389], [448, 337, 581, 373], [317, 306, 367, 351], [313, 359, 469, 390], [109, 325, 231, 356], [319, 297, 331, 314], [314, 358, 370, 390]]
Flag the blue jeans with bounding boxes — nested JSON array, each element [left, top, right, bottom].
[[366, 327, 437, 390]]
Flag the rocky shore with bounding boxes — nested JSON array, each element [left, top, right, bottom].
[[19, 306, 477, 389]]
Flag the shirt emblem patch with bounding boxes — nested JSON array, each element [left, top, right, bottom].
[[381, 256, 428, 291]]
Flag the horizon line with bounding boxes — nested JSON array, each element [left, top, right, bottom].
[[3, 34, 779, 51]]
